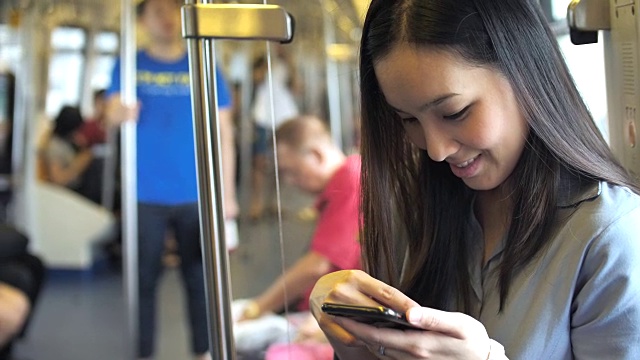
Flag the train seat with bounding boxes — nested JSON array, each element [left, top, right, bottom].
[[32, 180, 115, 270], [25, 116, 116, 270]]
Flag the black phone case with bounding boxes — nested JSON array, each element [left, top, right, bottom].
[[321, 303, 416, 330]]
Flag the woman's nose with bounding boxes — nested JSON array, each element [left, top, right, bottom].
[[423, 122, 458, 162]]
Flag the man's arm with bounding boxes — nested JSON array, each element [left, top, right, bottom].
[[218, 107, 238, 219], [243, 251, 333, 319], [46, 149, 93, 187]]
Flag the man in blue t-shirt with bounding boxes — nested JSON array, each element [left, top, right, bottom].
[[105, 0, 237, 359]]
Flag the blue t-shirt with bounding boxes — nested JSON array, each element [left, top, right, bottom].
[[107, 50, 231, 205]]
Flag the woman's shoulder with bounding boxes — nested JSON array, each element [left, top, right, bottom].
[[45, 135, 71, 149], [43, 136, 74, 157], [573, 182, 640, 220], [558, 183, 640, 360], [558, 182, 640, 254]]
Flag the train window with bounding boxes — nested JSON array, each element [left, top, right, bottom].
[[551, 0, 570, 21], [50, 26, 86, 50], [90, 31, 119, 91], [91, 55, 116, 92], [557, 34, 609, 140], [45, 27, 86, 117], [94, 32, 118, 53], [541, 0, 609, 140], [0, 24, 21, 71], [538, 0, 572, 23]]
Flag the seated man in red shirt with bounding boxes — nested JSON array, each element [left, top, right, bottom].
[[78, 89, 107, 148], [236, 115, 361, 358]]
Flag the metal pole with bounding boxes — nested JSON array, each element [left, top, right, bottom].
[[120, 0, 138, 358], [339, 61, 355, 151], [322, 3, 344, 150], [185, 2, 235, 359], [239, 45, 254, 204], [181, 4, 293, 359], [188, 37, 236, 359]]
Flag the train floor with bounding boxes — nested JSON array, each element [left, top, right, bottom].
[[12, 183, 316, 360]]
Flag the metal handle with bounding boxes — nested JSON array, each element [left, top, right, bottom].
[[567, 0, 611, 44], [182, 4, 294, 43], [568, 0, 611, 31]]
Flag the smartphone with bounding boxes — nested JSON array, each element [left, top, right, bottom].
[[321, 302, 417, 330]]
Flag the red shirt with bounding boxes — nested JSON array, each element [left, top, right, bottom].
[[79, 119, 106, 146], [299, 154, 362, 310]]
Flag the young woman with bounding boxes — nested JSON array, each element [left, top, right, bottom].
[[41, 105, 93, 191], [309, 1, 640, 359]]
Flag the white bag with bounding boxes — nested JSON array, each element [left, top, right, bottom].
[[232, 299, 291, 354]]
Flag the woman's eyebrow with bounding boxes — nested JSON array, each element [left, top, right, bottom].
[[387, 93, 459, 113]]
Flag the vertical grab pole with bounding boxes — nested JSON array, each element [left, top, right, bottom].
[[184, 1, 236, 359], [120, 0, 138, 358], [322, 2, 344, 150], [181, 4, 293, 359]]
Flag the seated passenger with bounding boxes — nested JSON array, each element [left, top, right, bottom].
[[235, 115, 361, 359], [248, 54, 300, 220], [40, 106, 95, 201], [0, 225, 45, 360], [77, 89, 107, 149], [0, 284, 29, 358], [77, 89, 111, 205]]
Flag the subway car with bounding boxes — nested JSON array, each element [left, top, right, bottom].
[[0, 0, 637, 359]]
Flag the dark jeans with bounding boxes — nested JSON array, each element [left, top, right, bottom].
[[76, 158, 104, 204], [138, 202, 208, 358]]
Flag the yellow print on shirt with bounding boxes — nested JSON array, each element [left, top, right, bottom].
[[137, 71, 190, 87]]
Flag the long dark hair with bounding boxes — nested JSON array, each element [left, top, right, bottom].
[[359, 0, 639, 312], [53, 106, 83, 139]]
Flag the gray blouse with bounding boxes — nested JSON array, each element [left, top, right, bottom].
[[468, 182, 640, 359], [43, 136, 81, 189]]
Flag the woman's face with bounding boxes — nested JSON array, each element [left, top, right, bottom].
[[373, 45, 529, 191]]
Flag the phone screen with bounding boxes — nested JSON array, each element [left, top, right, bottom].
[[321, 303, 417, 330]]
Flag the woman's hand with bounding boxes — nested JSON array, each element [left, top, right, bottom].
[[350, 307, 491, 359], [309, 270, 418, 347], [309, 270, 492, 359]]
